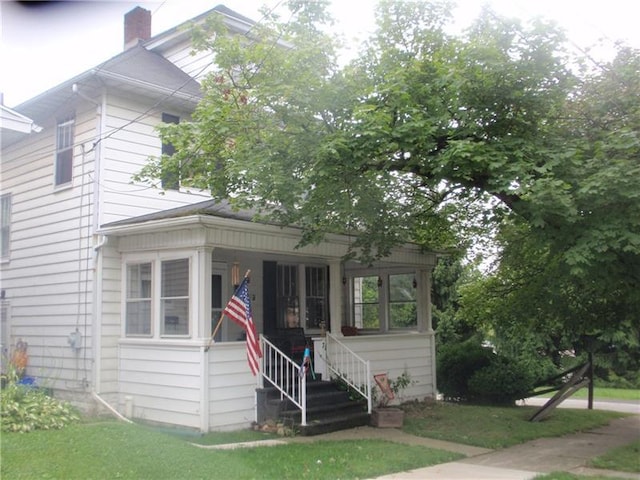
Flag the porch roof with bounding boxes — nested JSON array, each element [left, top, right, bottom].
[[98, 199, 438, 268], [100, 199, 255, 228]]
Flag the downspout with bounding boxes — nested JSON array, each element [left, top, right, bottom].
[[91, 90, 107, 395], [92, 235, 107, 394]]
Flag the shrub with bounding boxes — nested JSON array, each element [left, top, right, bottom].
[[437, 339, 493, 401], [468, 357, 535, 405], [437, 339, 535, 405], [1, 369, 80, 433]]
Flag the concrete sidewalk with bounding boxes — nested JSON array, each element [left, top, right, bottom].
[[288, 410, 639, 480], [370, 414, 640, 480]]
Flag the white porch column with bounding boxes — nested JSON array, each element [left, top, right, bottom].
[[195, 247, 212, 339], [196, 247, 212, 433], [417, 268, 433, 333], [328, 260, 342, 334]]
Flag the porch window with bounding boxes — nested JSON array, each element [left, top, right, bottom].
[[277, 264, 299, 328], [352, 276, 380, 330], [161, 259, 190, 335], [389, 273, 417, 329], [305, 266, 327, 329], [55, 116, 75, 187], [0, 194, 10, 260], [349, 271, 419, 332], [126, 263, 152, 335]]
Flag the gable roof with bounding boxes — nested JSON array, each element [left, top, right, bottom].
[[12, 4, 253, 122]]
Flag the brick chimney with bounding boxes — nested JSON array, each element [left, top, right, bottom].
[[124, 6, 151, 50]]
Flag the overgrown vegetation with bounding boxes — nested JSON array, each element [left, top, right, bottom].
[[0, 367, 79, 433]]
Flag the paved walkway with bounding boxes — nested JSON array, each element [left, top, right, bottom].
[[203, 403, 640, 479], [287, 412, 640, 480], [371, 414, 640, 480]]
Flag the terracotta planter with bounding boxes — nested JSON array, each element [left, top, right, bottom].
[[371, 408, 404, 428]]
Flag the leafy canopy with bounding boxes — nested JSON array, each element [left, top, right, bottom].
[[136, 0, 639, 290]]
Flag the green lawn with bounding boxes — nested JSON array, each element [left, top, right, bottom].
[[534, 387, 639, 401], [589, 440, 640, 473], [401, 402, 627, 449], [1, 402, 634, 479], [0, 421, 462, 480]]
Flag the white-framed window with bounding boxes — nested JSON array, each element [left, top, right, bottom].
[[277, 264, 328, 331], [160, 258, 189, 335], [277, 264, 299, 328], [55, 116, 75, 187], [352, 276, 381, 330], [388, 273, 417, 329], [123, 254, 192, 338], [348, 271, 418, 332], [0, 194, 11, 260], [125, 263, 152, 335], [305, 266, 327, 329]]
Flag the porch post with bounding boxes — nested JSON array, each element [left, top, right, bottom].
[[417, 268, 433, 333], [197, 247, 212, 432], [328, 260, 342, 334]]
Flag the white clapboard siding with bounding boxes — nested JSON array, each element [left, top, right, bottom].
[[1, 105, 98, 391], [332, 333, 437, 402], [98, 95, 211, 227], [159, 39, 215, 81], [96, 243, 122, 394], [208, 342, 257, 431], [119, 343, 202, 429]]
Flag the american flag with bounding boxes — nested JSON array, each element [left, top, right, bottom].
[[223, 277, 262, 375]]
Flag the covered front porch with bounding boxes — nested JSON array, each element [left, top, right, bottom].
[[98, 200, 437, 432]]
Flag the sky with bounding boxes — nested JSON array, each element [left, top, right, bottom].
[[1, 0, 639, 107]]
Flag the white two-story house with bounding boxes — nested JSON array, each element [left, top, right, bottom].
[[0, 5, 438, 433]]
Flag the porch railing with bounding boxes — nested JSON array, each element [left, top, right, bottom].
[[259, 335, 307, 426], [324, 333, 372, 413]]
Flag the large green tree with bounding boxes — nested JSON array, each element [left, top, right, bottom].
[[137, 0, 639, 334]]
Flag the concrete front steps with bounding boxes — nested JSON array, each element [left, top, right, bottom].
[[256, 376, 370, 436]]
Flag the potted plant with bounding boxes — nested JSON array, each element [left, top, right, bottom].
[[371, 371, 413, 428]]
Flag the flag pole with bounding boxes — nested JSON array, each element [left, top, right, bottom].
[[205, 269, 251, 352]]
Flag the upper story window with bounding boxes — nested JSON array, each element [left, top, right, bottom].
[[161, 113, 180, 190], [0, 194, 11, 260], [55, 116, 75, 187]]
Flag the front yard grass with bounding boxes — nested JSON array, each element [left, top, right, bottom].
[[589, 440, 640, 473], [0, 421, 462, 480], [401, 401, 627, 449], [2, 402, 633, 479]]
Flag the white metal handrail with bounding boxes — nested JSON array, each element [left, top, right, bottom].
[[260, 335, 307, 426], [324, 333, 372, 413]]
